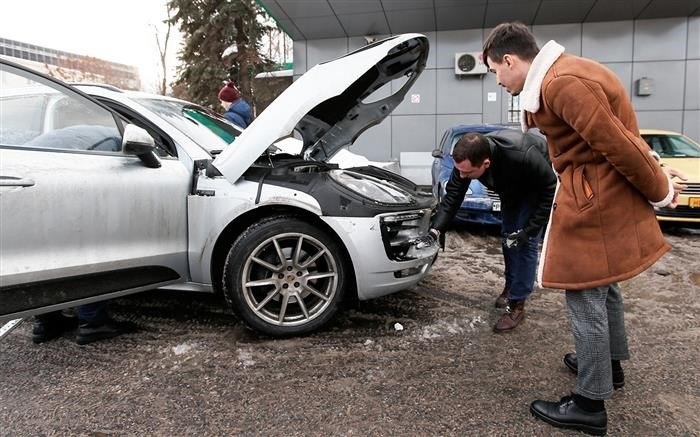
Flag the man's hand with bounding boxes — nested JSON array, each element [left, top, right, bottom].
[[412, 229, 440, 250], [662, 166, 688, 209], [429, 228, 445, 251], [504, 229, 529, 249]]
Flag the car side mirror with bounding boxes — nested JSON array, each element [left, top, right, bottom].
[[122, 124, 161, 168], [431, 149, 443, 159]]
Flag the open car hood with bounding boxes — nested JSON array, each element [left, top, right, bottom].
[[213, 33, 429, 183]]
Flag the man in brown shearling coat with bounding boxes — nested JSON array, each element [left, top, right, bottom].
[[482, 22, 686, 435]]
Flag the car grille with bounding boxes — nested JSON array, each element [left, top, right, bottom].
[[656, 206, 700, 219], [681, 183, 700, 195], [485, 188, 500, 201]]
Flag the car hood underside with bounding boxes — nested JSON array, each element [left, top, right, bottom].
[[212, 33, 429, 184]]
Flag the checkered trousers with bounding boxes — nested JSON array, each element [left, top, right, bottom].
[[565, 283, 630, 400]]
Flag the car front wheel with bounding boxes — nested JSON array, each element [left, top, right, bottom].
[[223, 216, 349, 336]]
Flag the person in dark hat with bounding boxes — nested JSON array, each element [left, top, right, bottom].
[[218, 81, 253, 128]]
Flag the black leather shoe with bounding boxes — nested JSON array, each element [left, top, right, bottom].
[[76, 318, 137, 345], [32, 311, 78, 343], [530, 395, 607, 436], [564, 353, 625, 389]]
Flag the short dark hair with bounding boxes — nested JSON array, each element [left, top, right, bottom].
[[452, 133, 491, 166], [483, 22, 539, 68]]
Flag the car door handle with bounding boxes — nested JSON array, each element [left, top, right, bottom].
[[0, 176, 35, 187]]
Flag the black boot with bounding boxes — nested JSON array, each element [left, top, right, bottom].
[[564, 353, 625, 389], [32, 311, 78, 343], [530, 394, 607, 435], [75, 316, 137, 345]]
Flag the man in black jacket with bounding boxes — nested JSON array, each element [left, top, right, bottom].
[[430, 129, 556, 332]]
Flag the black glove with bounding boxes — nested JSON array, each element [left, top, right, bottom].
[[413, 234, 434, 249], [429, 228, 445, 251], [504, 229, 529, 249], [414, 229, 441, 250]]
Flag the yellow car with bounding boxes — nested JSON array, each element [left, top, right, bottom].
[[640, 129, 700, 223]]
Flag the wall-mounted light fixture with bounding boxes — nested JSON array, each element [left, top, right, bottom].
[[635, 77, 654, 96]]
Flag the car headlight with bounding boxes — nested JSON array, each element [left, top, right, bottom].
[[380, 210, 433, 261], [330, 170, 412, 204]]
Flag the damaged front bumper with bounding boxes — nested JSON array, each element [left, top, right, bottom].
[[321, 209, 438, 300]]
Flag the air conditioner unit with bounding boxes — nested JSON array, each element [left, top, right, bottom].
[[455, 52, 487, 76]]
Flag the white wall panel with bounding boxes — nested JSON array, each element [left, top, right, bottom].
[[582, 21, 634, 62], [291, 18, 694, 160], [633, 18, 688, 61], [392, 115, 436, 154], [437, 69, 483, 114]]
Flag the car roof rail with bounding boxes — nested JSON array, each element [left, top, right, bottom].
[[69, 82, 124, 92]]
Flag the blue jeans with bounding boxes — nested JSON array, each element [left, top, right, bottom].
[[76, 302, 108, 323], [501, 200, 541, 302]]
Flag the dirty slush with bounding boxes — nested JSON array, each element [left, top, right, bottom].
[[1, 227, 699, 436]]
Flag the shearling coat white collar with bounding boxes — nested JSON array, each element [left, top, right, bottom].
[[519, 40, 565, 132]]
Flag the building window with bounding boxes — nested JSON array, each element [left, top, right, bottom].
[[507, 94, 521, 124]]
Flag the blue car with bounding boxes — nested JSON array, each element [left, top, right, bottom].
[[431, 124, 514, 226]]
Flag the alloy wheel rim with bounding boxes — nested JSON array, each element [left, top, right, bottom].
[[241, 232, 338, 326]]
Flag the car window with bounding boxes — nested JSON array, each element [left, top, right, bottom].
[[642, 134, 700, 158], [643, 135, 665, 155], [665, 135, 698, 157], [133, 97, 242, 153], [1, 94, 46, 144], [438, 130, 449, 153], [0, 64, 121, 152], [182, 106, 238, 144], [449, 133, 465, 155], [90, 96, 177, 158]]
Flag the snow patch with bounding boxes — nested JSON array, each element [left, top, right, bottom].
[[172, 342, 197, 355], [237, 349, 256, 367], [419, 315, 485, 340]]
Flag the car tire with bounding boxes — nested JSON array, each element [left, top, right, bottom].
[[222, 215, 349, 336]]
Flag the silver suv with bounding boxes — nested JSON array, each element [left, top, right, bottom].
[[0, 34, 438, 336]]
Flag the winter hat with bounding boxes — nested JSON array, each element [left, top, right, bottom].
[[218, 81, 240, 102]]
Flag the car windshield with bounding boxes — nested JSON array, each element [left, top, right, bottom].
[[642, 134, 700, 158], [133, 97, 243, 153], [449, 134, 463, 154]]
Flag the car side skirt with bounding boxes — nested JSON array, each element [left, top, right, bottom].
[[0, 266, 180, 319]]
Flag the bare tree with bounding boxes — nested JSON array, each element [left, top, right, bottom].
[[153, 4, 174, 95]]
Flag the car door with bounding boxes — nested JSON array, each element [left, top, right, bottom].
[[0, 60, 190, 321]]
